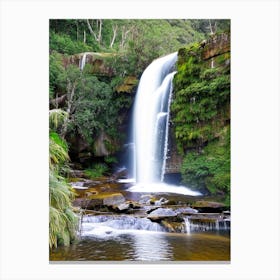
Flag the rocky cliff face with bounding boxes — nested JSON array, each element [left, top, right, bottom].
[[62, 52, 114, 76], [202, 33, 230, 60], [165, 32, 230, 175]]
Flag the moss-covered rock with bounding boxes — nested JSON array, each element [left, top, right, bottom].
[[116, 76, 138, 93], [170, 32, 230, 202]]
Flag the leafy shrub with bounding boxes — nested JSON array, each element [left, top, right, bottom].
[[181, 126, 230, 197], [84, 163, 108, 179]]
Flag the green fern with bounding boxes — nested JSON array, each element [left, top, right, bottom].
[[49, 132, 78, 249]]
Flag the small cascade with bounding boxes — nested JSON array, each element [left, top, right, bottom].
[[79, 214, 230, 238], [210, 57, 215, 68], [184, 217, 191, 234], [153, 112, 168, 180], [79, 53, 88, 71], [161, 72, 176, 181], [182, 217, 230, 233], [80, 215, 166, 237]]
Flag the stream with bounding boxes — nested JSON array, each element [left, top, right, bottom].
[[50, 212, 230, 261]]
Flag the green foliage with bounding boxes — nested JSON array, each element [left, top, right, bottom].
[[49, 31, 95, 55], [49, 132, 78, 249], [172, 34, 230, 202], [49, 51, 65, 98], [181, 126, 230, 197], [48, 19, 216, 153], [172, 40, 230, 151], [72, 75, 118, 143], [84, 163, 108, 179], [190, 19, 230, 35], [104, 155, 118, 164], [50, 19, 208, 77], [49, 109, 68, 131], [49, 132, 69, 169]]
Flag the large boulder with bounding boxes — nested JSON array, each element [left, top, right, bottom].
[[192, 200, 226, 213], [147, 208, 177, 221], [94, 130, 113, 157], [76, 192, 126, 210]]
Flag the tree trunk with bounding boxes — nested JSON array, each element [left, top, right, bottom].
[[110, 25, 118, 48], [50, 94, 67, 108], [86, 19, 102, 45], [83, 30, 86, 43], [120, 26, 131, 49], [60, 80, 77, 139], [86, 19, 98, 41]]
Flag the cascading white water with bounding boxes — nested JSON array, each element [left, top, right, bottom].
[[126, 52, 201, 196], [184, 217, 191, 234], [79, 52, 88, 71], [132, 52, 177, 183]]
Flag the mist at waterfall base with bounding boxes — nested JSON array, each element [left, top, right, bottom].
[[118, 52, 201, 196]]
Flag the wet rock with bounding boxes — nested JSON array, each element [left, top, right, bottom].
[[102, 193, 126, 206], [83, 180, 102, 188], [174, 207, 198, 214], [113, 200, 142, 213], [77, 193, 125, 210], [160, 220, 185, 233], [111, 167, 128, 180], [69, 181, 87, 189], [69, 170, 87, 178], [115, 203, 130, 211], [192, 200, 226, 212], [138, 194, 154, 205], [85, 188, 99, 196], [127, 200, 141, 209], [151, 197, 169, 206], [147, 208, 177, 221], [193, 201, 225, 208]]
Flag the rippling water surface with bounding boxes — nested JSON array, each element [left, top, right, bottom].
[[50, 230, 230, 261]]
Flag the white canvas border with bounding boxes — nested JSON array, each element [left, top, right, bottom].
[[0, 0, 279, 279]]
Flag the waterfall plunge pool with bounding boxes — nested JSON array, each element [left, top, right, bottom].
[[50, 214, 230, 262], [50, 230, 230, 262]]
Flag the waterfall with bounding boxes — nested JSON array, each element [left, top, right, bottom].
[[184, 217, 191, 234], [161, 72, 176, 181], [79, 52, 88, 71], [183, 217, 230, 233], [125, 52, 201, 196], [132, 52, 177, 183]]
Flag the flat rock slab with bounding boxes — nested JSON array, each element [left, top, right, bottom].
[[193, 200, 225, 208], [88, 193, 126, 206], [147, 208, 177, 219], [74, 193, 125, 210]]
